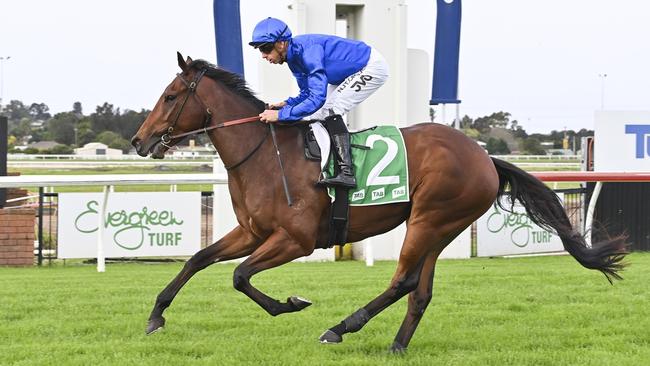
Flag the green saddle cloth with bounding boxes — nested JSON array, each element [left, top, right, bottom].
[[324, 126, 410, 206]]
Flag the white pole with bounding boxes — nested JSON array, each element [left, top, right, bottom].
[[97, 184, 111, 272], [365, 241, 374, 267], [0, 56, 10, 108], [584, 181, 603, 248], [441, 104, 446, 125], [599, 73, 607, 110]]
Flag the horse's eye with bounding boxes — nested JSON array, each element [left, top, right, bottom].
[[165, 95, 176, 102]]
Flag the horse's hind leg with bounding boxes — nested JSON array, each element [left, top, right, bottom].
[[319, 223, 441, 344], [146, 225, 260, 334], [389, 228, 464, 352], [390, 252, 438, 353]]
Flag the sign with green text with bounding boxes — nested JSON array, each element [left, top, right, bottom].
[[476, 194, 566, 257], [58, 192, 201, 258]]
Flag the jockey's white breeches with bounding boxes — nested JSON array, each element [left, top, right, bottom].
[[309, 48, 389, 120]]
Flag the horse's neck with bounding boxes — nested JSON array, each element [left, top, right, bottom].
[[205, 88, 267, 174]]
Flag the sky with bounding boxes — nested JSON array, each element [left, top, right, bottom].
[[1, 0, 649, 134]]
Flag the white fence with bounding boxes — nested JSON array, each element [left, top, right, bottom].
[[10, 153, 579, 161], [8, 154, 582, 171], [8, 153, 214, 161], [492, 154, 580, 161]]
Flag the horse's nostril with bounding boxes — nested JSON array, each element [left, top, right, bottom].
[[131, 137, 141, 148]]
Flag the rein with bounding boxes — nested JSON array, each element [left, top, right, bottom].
[[161, 68, 267, 171], [166, 115, 262, 141]]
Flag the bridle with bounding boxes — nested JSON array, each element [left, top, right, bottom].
[[160, 69, 208, 148], [160, 68, 267, 170]]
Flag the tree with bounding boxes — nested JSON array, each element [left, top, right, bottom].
[[487, 111, 511, 129], [30, 128, 46, 143], [43, 144, 74, 155], [97, 131, 131, 153], [7, 135, 17, 148], [472, 111, 512, 133], [520, 138, 546, 155], [73, 102, 83, 116], [512, 125, 528, 139], [486, 138, 510, 155], [48, 112, 78, 145], [118, 109, 149, 140], [96, 131, 121, 145], [460, 115, 473, 129], [462, 128, 481, 139], [10, 118, 32, 140], [28, 103, 51, 121], [472, 115, 491, 134], [20, 147, 39, 154], [91, 102, 119, 133], [109, 138, 132, 153], [76, 118, 96, 146], [510, 119, 519, 131], [3, 100, 30, 124]]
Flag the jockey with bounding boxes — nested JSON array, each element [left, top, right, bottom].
[[250, 17, 389, 188]]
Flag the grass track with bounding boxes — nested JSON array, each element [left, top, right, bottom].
[[1, 254, 649, 365]]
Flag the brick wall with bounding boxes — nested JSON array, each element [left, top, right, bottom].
[[4, 188, 29, 207], [3, 173, 28, 208], [0, 208, 36, 266]]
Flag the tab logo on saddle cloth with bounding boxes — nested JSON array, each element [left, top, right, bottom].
[[325, 126, 410, 206]]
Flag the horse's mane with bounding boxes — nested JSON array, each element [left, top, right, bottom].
[[188, 59, 266, 111]]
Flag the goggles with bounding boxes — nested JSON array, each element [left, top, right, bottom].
[[252, 25, 288, 54]]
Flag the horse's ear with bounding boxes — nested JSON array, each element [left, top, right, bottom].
[[177, 52, 187, 72]]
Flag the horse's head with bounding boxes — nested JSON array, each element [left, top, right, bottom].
[[131, 52, 211, 159]]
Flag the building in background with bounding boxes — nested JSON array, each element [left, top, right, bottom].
[[171, 140, 216, 158], [74, 142, 122, 156]]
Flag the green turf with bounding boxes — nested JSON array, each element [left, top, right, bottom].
[[1, 254, 649, 365]]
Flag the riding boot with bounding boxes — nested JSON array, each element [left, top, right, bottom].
[[318, 132, 357, 188]]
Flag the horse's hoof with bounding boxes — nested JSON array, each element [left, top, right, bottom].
[[389, 341, 407, 354], [319, 329, 342, 344], [288, 296, 312, 311], [145, 317, 165, 335]]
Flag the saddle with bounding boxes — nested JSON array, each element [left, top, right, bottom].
[[300, 124, 322, 161], [295, 122, 409, 248]]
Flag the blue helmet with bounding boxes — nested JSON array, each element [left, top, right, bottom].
[[249, 17, 292, 46]]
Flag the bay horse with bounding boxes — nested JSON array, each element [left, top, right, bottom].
[[131, 53, 627, 352]]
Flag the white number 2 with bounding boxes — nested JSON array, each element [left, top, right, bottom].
[[365, 135, 400, 186]]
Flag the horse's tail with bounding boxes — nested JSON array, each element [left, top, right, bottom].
[[491, 157, 628, 283]]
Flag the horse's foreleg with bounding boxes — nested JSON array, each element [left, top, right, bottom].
[[232, 228, 313, 316], [146, 225, 260, 334]]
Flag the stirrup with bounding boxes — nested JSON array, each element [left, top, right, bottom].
[[317, 174, 357, 188]]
